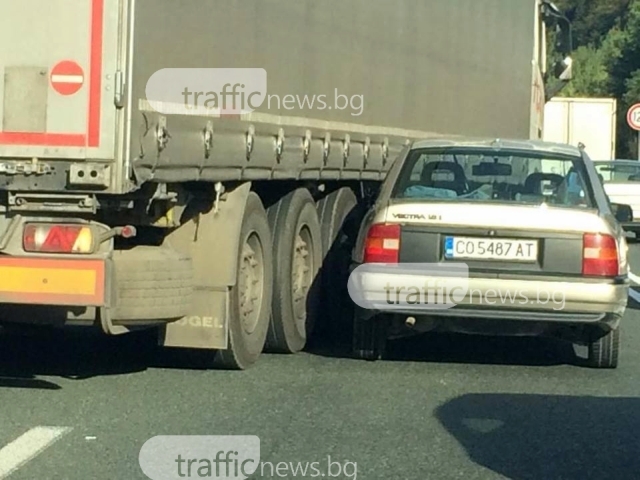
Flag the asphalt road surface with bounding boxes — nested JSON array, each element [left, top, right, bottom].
[[3, 244, 640, 480]]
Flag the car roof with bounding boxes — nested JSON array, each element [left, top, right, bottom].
[[593, 159, 640, 165], [410, 137, 582, 157]]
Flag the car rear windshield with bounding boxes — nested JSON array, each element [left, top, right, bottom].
[[391, 149, 595, 208], [594, 162, 640, 183]]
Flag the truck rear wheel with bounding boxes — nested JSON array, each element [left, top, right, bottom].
[[266, 188, 322, 353], [314, 187, 358, 343], [214, 192, 273, 370]]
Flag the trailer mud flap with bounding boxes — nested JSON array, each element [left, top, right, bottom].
[[0, 257, 105, 306], [159, 287, 229, 350]]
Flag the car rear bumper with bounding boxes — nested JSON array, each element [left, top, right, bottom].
[[350, 271, 628, 322], [362, 306, 618, 324]]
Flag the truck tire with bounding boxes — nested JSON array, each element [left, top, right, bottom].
[[111, 246, 194, 321], [265, 188, 322, 353], [586, 326, 620, 369], [317, 188, 358, 258], [314, 188, 358, 343], [214, 192, 273, 370]]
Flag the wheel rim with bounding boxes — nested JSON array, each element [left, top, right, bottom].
[[291, 223, 314, 336], [239, 231, 264, 335]]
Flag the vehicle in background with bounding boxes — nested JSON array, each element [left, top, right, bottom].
[[0, 0, 572, 370], [349, 138, 630, 369], [594, 160, 640, 237], [543, 97, 617, 160]]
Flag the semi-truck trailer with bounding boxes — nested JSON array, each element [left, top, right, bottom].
[[0, 0, 572, 369]]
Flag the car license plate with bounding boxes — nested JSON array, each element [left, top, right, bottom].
[[444, 236, 538, 262]]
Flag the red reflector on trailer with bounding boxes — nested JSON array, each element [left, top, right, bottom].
[[23, 224, 94, 254]]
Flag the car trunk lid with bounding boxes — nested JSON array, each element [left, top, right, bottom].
[[386, 201, 607, 277]]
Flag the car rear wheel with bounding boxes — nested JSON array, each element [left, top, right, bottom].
[[586, 326, 620, 369], [352, 314, 389, 361]]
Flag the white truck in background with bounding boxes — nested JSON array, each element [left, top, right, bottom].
[[543, 97, 617, 160]]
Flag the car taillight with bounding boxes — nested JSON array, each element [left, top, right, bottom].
[[582, 233, 619, 277], [23, 224, 94, 254], [363, 223, 400, 263]]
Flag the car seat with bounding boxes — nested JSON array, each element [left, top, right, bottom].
[[555, 167, 587, 206], [420, 161, 468, 195], [523, 172, 564, 194]]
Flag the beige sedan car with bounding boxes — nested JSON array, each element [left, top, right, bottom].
[[348, 138, 631, 368]]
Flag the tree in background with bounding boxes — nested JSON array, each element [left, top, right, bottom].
[[556, 0, 629, 47], [552, 0, 640, 157]]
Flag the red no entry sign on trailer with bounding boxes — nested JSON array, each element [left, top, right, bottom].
[[50, 60, 85, 96]]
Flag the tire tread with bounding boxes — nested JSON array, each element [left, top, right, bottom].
[[587, 327, 620, 369]]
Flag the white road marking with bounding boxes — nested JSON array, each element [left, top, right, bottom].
[[0, 426, 71, 479], [630, 288, 640, 303], [628, 271, 640, 302]]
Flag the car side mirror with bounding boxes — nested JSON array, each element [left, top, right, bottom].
[[612, 203, 633, 223]]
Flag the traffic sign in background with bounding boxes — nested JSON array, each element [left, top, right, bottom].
[[627, 103, 640, 160], [627, 103, 640, 131]]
